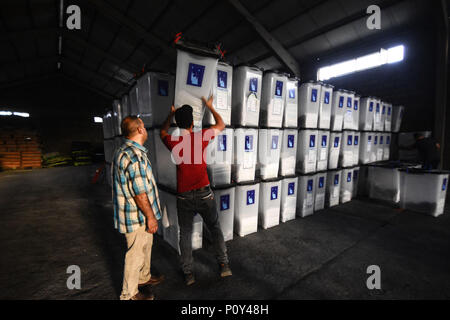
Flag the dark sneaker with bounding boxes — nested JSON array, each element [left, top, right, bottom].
[[184, 273, 195, 286], [220, 263, 232, 278], [130, 291, 155, 300]]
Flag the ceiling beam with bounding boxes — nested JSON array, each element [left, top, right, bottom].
[[247, 0, 403, 66], [86, 0, 175, 63], [60, 57, 130, 89], [60, 73, 116, 99], [227, 0, 300, 77]]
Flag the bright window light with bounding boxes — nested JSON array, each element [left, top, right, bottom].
[[94, 117, 103, 123], [317, 45, 405, 81], [13, 112, 30, 118], [0, 111, 13, 116]]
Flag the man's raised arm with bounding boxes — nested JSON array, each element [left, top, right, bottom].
[[160, 105, 176, 141]]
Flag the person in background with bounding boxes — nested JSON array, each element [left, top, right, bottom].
[[402, 133, 441, 170], [112, 116, 165, 300], [160, 96, 232, 286]]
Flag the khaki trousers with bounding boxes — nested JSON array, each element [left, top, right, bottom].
[[119, 226, 153, 300]]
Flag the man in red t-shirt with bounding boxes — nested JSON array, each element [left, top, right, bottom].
[[160, 95, 231, 286]]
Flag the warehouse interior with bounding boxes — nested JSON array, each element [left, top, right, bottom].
[[0, 0, 449, 300]]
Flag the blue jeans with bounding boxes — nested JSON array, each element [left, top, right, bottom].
[[177, 186, 229, 274]]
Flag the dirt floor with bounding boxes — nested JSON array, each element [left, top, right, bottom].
[[0, 165, 449, 300]]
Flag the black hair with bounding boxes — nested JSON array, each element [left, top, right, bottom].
[[175, 105, 194, 129]]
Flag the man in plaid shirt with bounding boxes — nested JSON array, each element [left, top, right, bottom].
[[112, 116, 164, 300]]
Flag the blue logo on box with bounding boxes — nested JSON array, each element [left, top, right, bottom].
[[353, 170, 358, 180], [288, 182, 295, 195], [347, 172, 352, 182], [247, 190, 255, 205], [218, 135, 227, 151], [334, 174, 340, 185], [187, 63, 205, 87], [388, 107, 391, 116], [220, 194, 230, 211], [324, 92, 330, 104], [443, 178, 448, 191], [339, 96, 344, 108], [311, 89, 318, 102], [275, 81, 283, 97], [374, 136, 378, 145], [271, 186, 278, 200], [322, 135, 327, 147], [334, 137, 340, 148], [319, 177, 324, 189], [376, 104, 380, 113], [249, 78, 258, 93], [347, 97, 352, 108], [310, 135, 316, 148], [387, 136, 391, 145], [382, 106, 386, 115], [307, 179, 313, 192], [369, 102, 374, 112], [354, 100, 359, 111], [245, 135, 253, 152], [289, 88, 296, 99], [380, 136, 384, 145], [354, 136, 359, 146], [272, 136, 279, 150], [368, 135, 372, 142], [288, 135, 295, 148], [348, 135, 353, 146], [158, 80, 168, 96], [217, 70, 227, 89]]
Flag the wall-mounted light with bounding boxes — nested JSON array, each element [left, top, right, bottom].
[[94, 117, 103, 123], [317, 45, 405, 81]]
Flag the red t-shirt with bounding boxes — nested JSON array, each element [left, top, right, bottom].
[[163, 128, 216, 193]]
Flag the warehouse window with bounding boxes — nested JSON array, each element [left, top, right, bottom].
[[94, 117, 103, 123], [317, 45, 404, 81], [0, 111, 30, 117]]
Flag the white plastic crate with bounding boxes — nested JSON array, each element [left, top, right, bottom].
[[231, 65, 263, 127], [352, 95, 360, 131], [283, 78, 298, 128], [353, 131, 360, 166], [129, 83, 139, 116], [400, 169, 449, 217], [204, 62, 233, 126], [112, 99, 123, 136], [298, 81, 321, 128], [280, 129, 298, 176], [174, 49, 218, 128], [297, 129, 318, 174], [339, 131, 354, 168], [206, 128, 233, 187], [233, 128, 258, 183], [326, 170, 342, 208], [154, 127, 178, 191], [260, 72, 287, 128], [280, 176, 298, 223], [352, 166, 360, 198], [259, 178, 282, 229], [314, 171, 327, 211], [373, 99, 382, 131], [360, 132, 374, 164], [121, 94, 129, 119], [212, 184, 235, 242], [149, 72, 176, 127], [258, 129, 281, 180], [318, 83, 334, 129], [330, 89, 346, 131], [376, 133, 384, 161], [392, 105, 404, 133], [234, 181, 260, 237], [359, 97, 375, 131], [143, 129, 158, 181], [328, 132, 342, 170], [342, 90, 355, 130], [383, 133, 391, 161], [385, 103, 393, 132], [368, 164, 403, 204], [297, 173, 316, 217], [340, 168, 354, 203], [317, 130, 330, 172]]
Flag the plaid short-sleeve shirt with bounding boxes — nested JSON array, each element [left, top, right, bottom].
[[112, 139, 162, 234]]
